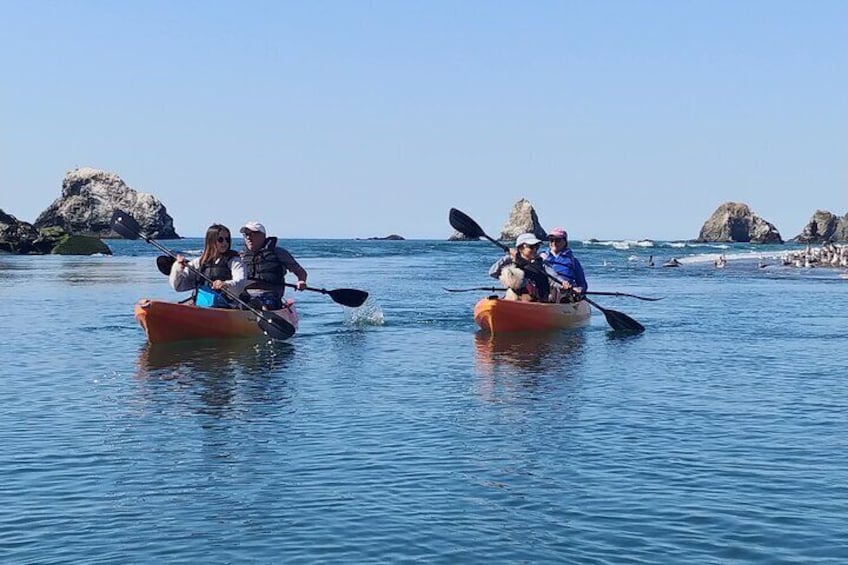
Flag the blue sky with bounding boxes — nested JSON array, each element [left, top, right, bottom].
[[1, 1, 846, 240]]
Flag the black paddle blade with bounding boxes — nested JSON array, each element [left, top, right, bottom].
[[328, 288, 369, 308], [584, 297, 644, 333], [257, 311, 296, 341], [111, 209, 142, 240], [449, 208, 485, 239], [156, 255, 176, 275], [602, 309, 645, 333]]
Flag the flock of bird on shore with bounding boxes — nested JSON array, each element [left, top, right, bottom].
[[643, 242, 848, 274]]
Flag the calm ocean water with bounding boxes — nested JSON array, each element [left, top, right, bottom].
[[2, 237, 847, 563]]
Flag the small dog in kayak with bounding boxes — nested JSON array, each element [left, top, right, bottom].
[[499, 265, 533, 301]]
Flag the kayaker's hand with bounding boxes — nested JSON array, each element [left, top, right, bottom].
[[295, 280, 307, 291], [211, 280, 225, 291], [175, 254, 187, 271]]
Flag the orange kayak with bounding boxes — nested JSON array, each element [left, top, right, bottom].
[[134, 299, 298, 344], [473, 297, 591, 334]]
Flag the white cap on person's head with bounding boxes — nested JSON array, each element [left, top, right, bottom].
[[239, 221, 266, 235], [515, 233, 542, 247]]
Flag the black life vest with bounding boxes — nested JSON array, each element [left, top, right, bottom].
[[199, 250, 239, 282], [242, 236, 286, 289], [516, 257, 551, 302]]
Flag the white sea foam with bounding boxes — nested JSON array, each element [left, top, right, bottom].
[[676, 250, 787, 265]]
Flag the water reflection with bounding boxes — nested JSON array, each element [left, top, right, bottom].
[[58, 257, 137, 285], [474, 331, 586, 404], [474, 331, 586, 375], [134, 339, 295, 417]]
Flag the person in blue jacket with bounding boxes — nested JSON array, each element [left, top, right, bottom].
[[541, 227, 588, 302]]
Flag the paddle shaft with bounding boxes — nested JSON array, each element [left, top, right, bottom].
[[156, 255, 366, 307], [442, 286, 660, 301]]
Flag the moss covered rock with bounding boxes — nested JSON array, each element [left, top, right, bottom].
[[51, 235, 112, 255]]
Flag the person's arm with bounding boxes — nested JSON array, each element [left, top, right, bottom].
[[488, 255, 513, 279], [214, 256, 245, 295], [169, 257, 201, 292], [573, 257, 588, 292], [276, 248, 308, 289]]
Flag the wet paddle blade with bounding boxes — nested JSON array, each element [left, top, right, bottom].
[[257, 311, 296, 341], [603, 309, 644, 333], [584, 297, 645, 333], [328, 288, 369, 307], [449, 208, 486, 239], [156, 255, 176, 276], [111, 209, 142, 240]]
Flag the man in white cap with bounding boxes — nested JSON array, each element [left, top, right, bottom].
[[239, 220, 308, 310], [487, 233, 551, 301]]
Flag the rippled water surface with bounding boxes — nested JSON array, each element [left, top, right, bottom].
[[2, 239, 847, 563]]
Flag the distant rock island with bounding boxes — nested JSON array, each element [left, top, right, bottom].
[[1, 208, 111, 255], [36, 167, 178, 239], [357, 234, 405, 241], [794, 210, 848, 243], [1, 166, 178, 254], [697, 202, 783, 244]]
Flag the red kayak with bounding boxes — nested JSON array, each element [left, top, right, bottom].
[[134, 298, 299, 344]]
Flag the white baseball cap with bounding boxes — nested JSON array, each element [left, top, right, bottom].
[[239, 221, 266, 235], [515, 233, 542, 247]]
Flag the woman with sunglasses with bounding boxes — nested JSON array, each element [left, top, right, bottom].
[[169, 224, 245, 308], [540, 227, 587, 302]]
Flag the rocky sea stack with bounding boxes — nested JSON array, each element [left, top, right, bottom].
[[697, 202, 782, 244], [448, 198, 547, 241], [794, 210, 848, 243], [499, 198, 546, 241], [34, 167, 179, 239]]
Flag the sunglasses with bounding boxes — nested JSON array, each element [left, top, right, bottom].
[[217, 236, 231, 243], [548, 237, 564, 242]]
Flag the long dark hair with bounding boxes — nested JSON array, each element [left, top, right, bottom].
[[199, 224, 231, 266]]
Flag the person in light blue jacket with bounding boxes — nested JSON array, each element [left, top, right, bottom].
[[540, 227, 587, 302]]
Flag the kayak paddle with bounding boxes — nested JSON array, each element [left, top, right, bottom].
[[283, 283, 368, 307], [448, 207, 646, 333], [442, 286, 662, 301], [111, 210, 296, 341]]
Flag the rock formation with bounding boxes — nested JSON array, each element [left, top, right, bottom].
[[794, 210, 848, 243], [361, 234, 405, 240], [697, 202, 782, 244], [0, 210, 47, 254], [836, 215, 848, 242], [0, 209, 111, 255], [499, 198, 547, 241], [34, 167, 179, 239], [448, 229, 475, 241]]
